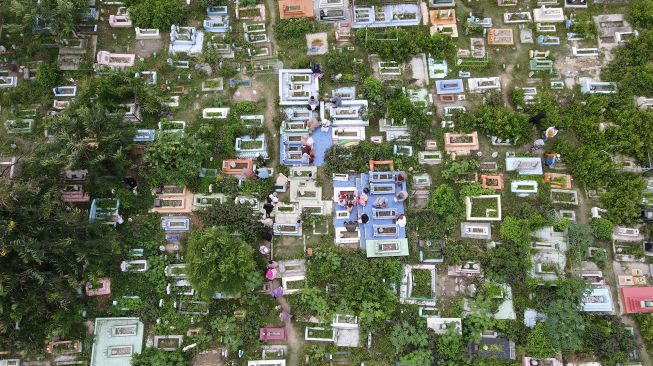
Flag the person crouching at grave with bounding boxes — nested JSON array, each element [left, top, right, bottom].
[[373, 197, 388, 208], [395, 191, 408, 203], [306, 118, 320, 132], [301, 135, 314, 148], [307, 96, 319, 111], [357, 192, 368, 207], [394, 214, 407, 228], [395, 172, 407, 185], [344, 220, 358, 232], [544, 153, 560, 168]]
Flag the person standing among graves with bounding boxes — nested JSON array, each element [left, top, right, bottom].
[[395, 172, 407, 184], [306, 118, 320, 132], [263, 198, 274, 218], [544, 126, 559, 141], [256, 168, 270, 179], [359, 213, 370, 225], [394, 191, 408, 202], [529, 138, 545, 152]]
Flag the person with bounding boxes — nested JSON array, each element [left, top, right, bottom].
[[394, 191, 408, 202], [338, 192, 348, 206], [544, 126, 559, 141], [359, 213, 369, 224], [395, 172, 407, 184], [544, 153, 560, 168], [307, 172, 315, 182], [301, 145, 312, 155], [112, 215, 124, 225], [240, 167, 256, 180], [259, 245, 270, 255], [346, 202, 354, 213], [269, 192, 279, 204], [308, 96, 319, 111], [357, 192, 368, 207], [529, 138, 545, 152], [344, 220, 358, 232], [263, 198, 274, 218], [395, 214, 407, 228], [261, 217, 274, 228], [332, 95, 342, 108], [306, 118, 320, 132], [268, 260, 279, 269], [321, 119, 331, 131], [373, 197, 388, 208], [261, 230, 273, 242], [301, 152, 310, 165], [256, 168, 270, 179], [301, 135, 314, 148]]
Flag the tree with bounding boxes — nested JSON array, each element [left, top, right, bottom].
[[198, 201, 268, 243], [526, 323, 558, 359], [400, 349, 432, 366], [583, 316, 636, 365], [390, 321, 429, 354], [455, 105, 532, 143], [128, 0, 188, 30], [435, 327, 466, 365], [186, 227, 258, 298], [567, 224, 593, 264], [543, 299, 585, 352], [601, 175, 644, 225], [131, 348, 189, 366], [629, 0, 653, 30], [141, 132, 209, 187]]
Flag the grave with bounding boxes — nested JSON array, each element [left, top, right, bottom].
[[306, 32, 328, 55], [169, 25, 204, 55], [444, 132, 479, 153], [352, 4, 421, 28], [135, 27, 160, 40], [400, 264, 437, 306], [480, 174, 504, 190], [487, 28, 515, 46], [558, 210, 576, 221], [506, 157, 543, 175], [543, 172, 572, 189], [461, 222, 492, 240], [202, 107, 230, 119], [550, 189, 579, 205], [135, 71, 157, 85], [120, 260, 148, 272], [536, 23, 556, 32], [533, 6, 565, 23], [96, 51, 135, 70], [237, 4, 266, 21], [161, 216, 190, 231], [177, 300, 209, 315], [430, 9, 458, 37], [53, 86, 77, 97], [85, 278, 111, 296], [109, 10, 132, 28], [435, 79, 464, 94], [465, 195, 502, 221], [4, 119, 33, 134], [511, 180, 539, 197], [378, 61, 401, 76], [428, 57, 448, 79], [520, 28, 534, 43], [503, 12, 532, 24], [580, 78, 617, 94], [572, 47, 599, 57], [235, 134, 269, 159], [165, 264, 189, 279], [565, 0, 587, 6], [468, 77, 501, 93], [529, 58, 554, 73], [536, 35, 561, 45], [134, 129, 155, 142], [418, 151, 443, 165], [153, 335, 183, 351], [279, 69, 319, 105], [89, 198, 120, 226]]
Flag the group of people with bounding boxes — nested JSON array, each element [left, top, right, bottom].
[[529, 126, 562, 168], [338, 191, 369, 212]]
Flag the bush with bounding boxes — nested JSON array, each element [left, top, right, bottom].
[[355, 27, 455, 63], [275, 18, 316, 40], [591, 218, 614, 240], [455, 105, 532, 144], [141, 133, 209, 187], [526, 324, 558, 359], [128, 0, 188, 30], [567, 224, 593, 264], [629, 0, 653, 29]]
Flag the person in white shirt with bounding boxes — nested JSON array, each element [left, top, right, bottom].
[[544, 126, 559, 140], [395, 214, 407, 228]]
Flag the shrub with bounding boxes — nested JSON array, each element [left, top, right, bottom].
[[567, 224, 593, 264], [128, 0, 188, 30], [274, 18, 316, 40], [141, 133, 209, 187], [591, 218, 614, 240], [455, 105, 532, 143]]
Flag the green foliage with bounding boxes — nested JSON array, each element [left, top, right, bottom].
[[323, 141, 394, 175], [186, 227, 258, 298], [569, 14, 597, 39], [542, 299, 585, 352], [629, 0, 653, 29], [444, 240, 482, 264], [356, 27, 455, 63], [591, 218, 614, 241], [128, 0, 188, 30], [387, 95, 432, 148], [440, 159, 478, 180], [458, 183, 494, 198], [604, 30, 653, 96], [35, 63, 60, 89], [198, 201, 267, 243], [554, 140, 614, 189], [435, 327, 466, 365], [359, 77, 403, 118], [425, 185, 462, 236], [635, 313, 653, 352], [293, 287, 331, 321], [601, 175, 644, 225], [583, 316, 637, 365], [274, 18, 316, 46], [390, 321, 429, 354], [399, 349, 432, 366], [131, 348, 189, 366], [455, 105, 532, 143], [567, 224, 593, 264], [481, 241, 531, 284], [210, 316, 244, 352], [526, 323, 558, 359], [499, 215, 553, 245], [141, 133, 209, 187]]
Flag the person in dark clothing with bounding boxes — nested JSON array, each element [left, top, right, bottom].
[[261, 231, 273, 242], [359, 213, 369, 224], [263, 198, 274, 218]]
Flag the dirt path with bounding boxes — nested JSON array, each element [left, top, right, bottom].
[[262, 0, 281, 168], [273, 280, 304, 366]]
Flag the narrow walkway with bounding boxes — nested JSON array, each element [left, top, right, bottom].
[[262, 0, 281, 168], [273, 280, 303, 366]]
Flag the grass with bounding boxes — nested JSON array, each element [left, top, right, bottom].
[[470, 196, 499, 218], [411, 269, 433, 299], [308, 327, 334, 339]]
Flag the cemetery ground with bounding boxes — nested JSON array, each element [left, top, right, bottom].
[[2, 0, 653, 365]]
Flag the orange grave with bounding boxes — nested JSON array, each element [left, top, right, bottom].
[[480, 174, 504, 190], [369, 160, 395, 172], [222, 159, 254, 176], [543, 173, 572, 189]]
